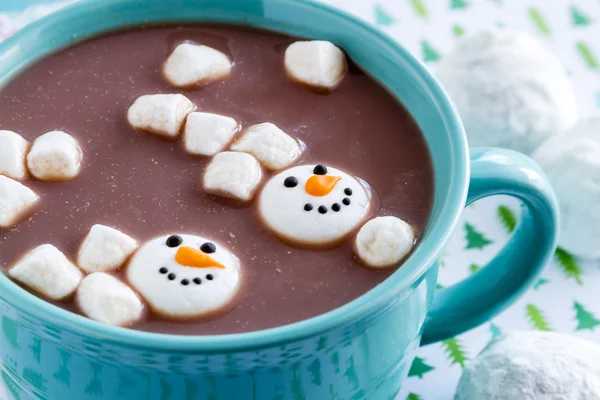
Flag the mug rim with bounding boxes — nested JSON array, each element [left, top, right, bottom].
[[0, 0, 469, 351]]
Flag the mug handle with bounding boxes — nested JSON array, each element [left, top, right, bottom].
[[421, 147, 559, 345]]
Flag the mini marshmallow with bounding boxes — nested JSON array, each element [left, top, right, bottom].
[[284, 40, 347, 90], [127, 94, 196, 138], [203, 151, 262, 201], [230, 123, 302, 171], [77, 272, 143, 327], [259, 164, 372, 246], [0, 130, 28, 180], [77, 224, 138, 273], [183, 112, 240, 156], [8, 244, 82, 300], [354, 216, 416, 268], [127, 234, 241, 319], [162, 43, 232, 88], [0, 175, 38, 228], [26, 130, 82, 181]]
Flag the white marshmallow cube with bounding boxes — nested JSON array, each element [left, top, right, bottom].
[[0, 130, 29, 180], [8, 244, 83, 300], [0, 175, 38, 228], [184, 112, 240, 156], [78, 224, 138, 273], [77, 272, 144, 327], [203, 151, 262, 201], [230, 123, 302, 171], [162, 43, 232, 88], [354, 216, 416, 268], [284, 40, 347, 91], [26, 130, 82, 181], [127, 94, 196, 138]]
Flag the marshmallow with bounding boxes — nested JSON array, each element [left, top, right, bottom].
[[455, 332, 600, 400], [162, 43, 232, 88], [436, 29, 577, 155], [0, 130, 28, 180], [284, 40, 347, 91], [77, 224, 138, 273], [0, 175, 38, 229], [230, 123, 302, 171], [258, 164, 372, 246], [354, 216, 416, 268], [183, 112, 240, 156], [126, 234, 241, 319], [77, 272, 144, 327], [8, 244, 83, 300], [203, 151, 262, 201], [532, 120, 600, 258], [127, 94, 195, 138], [26, 130, 82, 181]]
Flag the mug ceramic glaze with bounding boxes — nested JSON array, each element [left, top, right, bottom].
[[0, 1, 559, 399]]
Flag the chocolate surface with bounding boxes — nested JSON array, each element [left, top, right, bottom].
[[0, 25, 433, 335]]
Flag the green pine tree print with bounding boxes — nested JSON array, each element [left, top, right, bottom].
[[577, 41, 599, 70], [571, 6, 591, 27], [526, 304, 551, 331], [533, 278, 549, 290], [442, 337, 468, 368], [554, 248, 583, 285], [497, 205, 517, 233], [468, 263, 481, 275], [421, 40, 441, 62], [464, 223, 492, 250], [489, 323, 502, 339], [409, 0, 428, 19], [574, 302, 600, 331], [451, 0, 468, 9], [374, 4, 396, 26], [408, 357, 435, 378], [407, 394, 422, 400], [528, 7, 551, 36], [452, 25, 465, 37]]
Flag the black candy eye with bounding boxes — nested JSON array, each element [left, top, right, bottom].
[[284, 176, 298, 188], [166, 235, 183, 247], [200, 242, 216, 253], [313, 164, 327, 175]]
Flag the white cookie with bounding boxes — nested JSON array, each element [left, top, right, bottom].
[[127, 94, 196, 138], [203, 151, 262, 201], [284, 40, 347, 90], [27, 131, 82, 181], [77, 272, 144, 327], [354, 216, 416, 268], [8, 244, 83, 300], [126, 234, 241, 319], [0, 130, 29, 180], [0, 175, 39, 229], [230, 123, 302, 171], [162, 43, 232, 88], [183, 112, 240, 156], [78, 224, 138, 273], [259, 164, 371, 246]]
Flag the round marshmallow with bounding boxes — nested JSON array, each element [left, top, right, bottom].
[[127, 93, 195, 139], [78, 224, 138, 273], [455, 332, 600, 400], [203, 151, 263, 201], [436, 29, 577, 155], [0, 130, 28, 181], [184, 112, 240, 156], [259, 164, 371, 246], [0, 175, 38, 229], [162, 43, 232, 88], [354, 216, 416, 268], [284, 41, 347, 91], [126, 234, 241, 319], [77, 272, 144, 327], [27, 130, 82, 181], [532, 117, 600, 258]]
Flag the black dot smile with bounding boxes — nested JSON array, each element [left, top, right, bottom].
[[157, 267, 217, 285]]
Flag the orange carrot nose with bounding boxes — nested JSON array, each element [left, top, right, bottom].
[[175, 247, 225, 269], [305, 175, 342, 197]]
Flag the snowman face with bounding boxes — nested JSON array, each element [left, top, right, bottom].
[[258, 164, 372, 246], [126, 234, 241, 319]]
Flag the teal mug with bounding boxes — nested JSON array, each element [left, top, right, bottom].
[[0, 0, 558, 399]]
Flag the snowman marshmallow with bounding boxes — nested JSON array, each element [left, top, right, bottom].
[[259, 164, 372, 246], [126, 234, 241, 319]]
